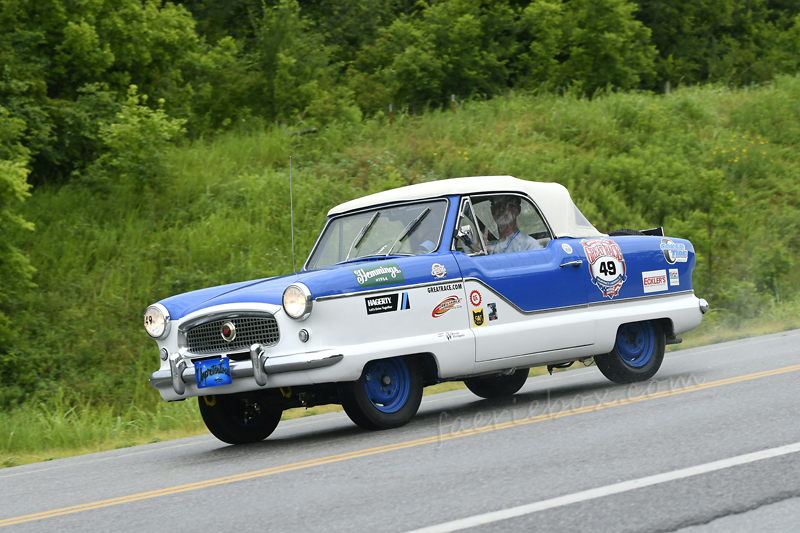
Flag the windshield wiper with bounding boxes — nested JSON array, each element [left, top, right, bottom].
[[345, 211, 379, 261], [387, 207, 430, 256]]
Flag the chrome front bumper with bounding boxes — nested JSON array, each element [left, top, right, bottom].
[[148, 345, 343, 396]]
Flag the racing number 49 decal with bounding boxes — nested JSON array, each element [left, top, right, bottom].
[[581, 238, 627, 299]]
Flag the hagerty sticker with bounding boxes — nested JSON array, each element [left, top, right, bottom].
[[364, 292, 411, 315], [351, 263, 405, 288], [432, 296, 462, 318], [581, 238, 627, 299]]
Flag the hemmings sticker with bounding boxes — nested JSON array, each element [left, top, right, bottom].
[[427, 283, 463, 293], [581, 238, 627, 299], [472, 308, 486, 327], [351, 263, 405, 288], [469, 290, 482, 307], [661, 238, 688, 264], [669, 268, 679, 286], [438, 331, 466, 340], [365, 292, 411, 315], [487, 302, 498, 321], [431, 263, 447, 278], [561, 243, 573, 254], [642, 269, 668, 293], [432, 296, 462, 318]]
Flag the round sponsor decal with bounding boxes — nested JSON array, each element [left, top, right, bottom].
[[561, 243, 573, 254], [431, 263, 447, 279], [580, 238, 627, 299], [469, 290, 482, 307], [432, 296, 462, 318]]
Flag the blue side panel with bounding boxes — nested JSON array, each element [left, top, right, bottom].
[[578, 235, 695, 304], [453, 239, 588, 312]]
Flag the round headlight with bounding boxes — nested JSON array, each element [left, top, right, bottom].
[[143, 304, 170, 338], [283, 283, 312, 320]]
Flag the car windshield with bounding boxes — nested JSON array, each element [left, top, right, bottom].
[[306, 200, 448, 269]]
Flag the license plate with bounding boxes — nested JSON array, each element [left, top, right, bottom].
[[194, 357, 232, 389]]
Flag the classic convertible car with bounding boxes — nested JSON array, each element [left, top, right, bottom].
[[144, 176, 708, 444]]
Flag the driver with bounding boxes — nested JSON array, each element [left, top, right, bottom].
[[485, 195, 541, 254]]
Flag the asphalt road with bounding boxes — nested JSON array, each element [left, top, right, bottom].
[[2, 330, 799, 532]]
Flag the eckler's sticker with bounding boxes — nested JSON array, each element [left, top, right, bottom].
[[472, 308, 486, 327], [469, 290, 482, 307], [561, 243, 573, 254], [351, 263, 405, 288], [661, 238, 689, 264], [432, 296, 462, 318], [669, 269, 679, 286], [581, 238, 627, 299], [487, 303, 498, 321], [642, 269, 668, 293], [431, 263, 447, 278]]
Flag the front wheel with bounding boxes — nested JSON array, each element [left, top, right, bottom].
[[339, 356, 423, 430], [595, 320, 665, 384], [198, 392, 282, 444], [464, 368, 529, 399]]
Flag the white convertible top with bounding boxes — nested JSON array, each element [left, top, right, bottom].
[[328, 175, 604, 239]]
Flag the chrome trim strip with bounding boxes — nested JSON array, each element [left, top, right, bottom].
[[587, 289, 695, 307], [149, 349, 344, 390], [315, 279, 467, 302]]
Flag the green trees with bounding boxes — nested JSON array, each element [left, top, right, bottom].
[[0, 0, 198, 183], [517, 0, 656, 93], [633, 0, 800, 88], [0, 110, 35, 405]]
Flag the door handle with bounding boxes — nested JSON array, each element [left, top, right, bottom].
[[560, 260, 583, 268]]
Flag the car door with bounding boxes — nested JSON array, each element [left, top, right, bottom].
[[451, 194, 594, 362]]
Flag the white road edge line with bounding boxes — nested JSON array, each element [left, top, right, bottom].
[[407, 441, 800, 533]]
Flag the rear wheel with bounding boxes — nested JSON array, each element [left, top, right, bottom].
[[198, 392, 282, 444], [339, 356, 423, 430], [464, 368, 529, 399], [595, 320, 665, 384]]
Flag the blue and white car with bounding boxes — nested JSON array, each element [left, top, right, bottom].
[[143, 176, 708, 444]]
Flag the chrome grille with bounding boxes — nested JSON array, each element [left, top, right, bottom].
[[185, 316, 280, 355]]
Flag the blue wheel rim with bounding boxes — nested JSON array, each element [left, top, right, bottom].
[[615, 321, 655, 368], [362, 358, 411, 413]]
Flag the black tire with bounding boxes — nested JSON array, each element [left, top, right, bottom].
[[595, 321, 665, 384], [198, 392, 282, 444], [339, 356, 423, 430], [464, 368, 529, 399], [608, 229, 644, 236]]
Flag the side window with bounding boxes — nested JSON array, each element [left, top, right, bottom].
[[453, 199, 486, 255], [471, 194, 551, 254]]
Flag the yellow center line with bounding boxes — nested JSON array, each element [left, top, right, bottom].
[[3, 363, 799, 527]]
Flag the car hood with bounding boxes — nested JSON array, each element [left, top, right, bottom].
[[158, 255, 459, 321]]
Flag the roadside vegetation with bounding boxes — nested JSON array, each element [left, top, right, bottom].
[[3, 0, 800, 467], [4, 80, 800, 467]]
